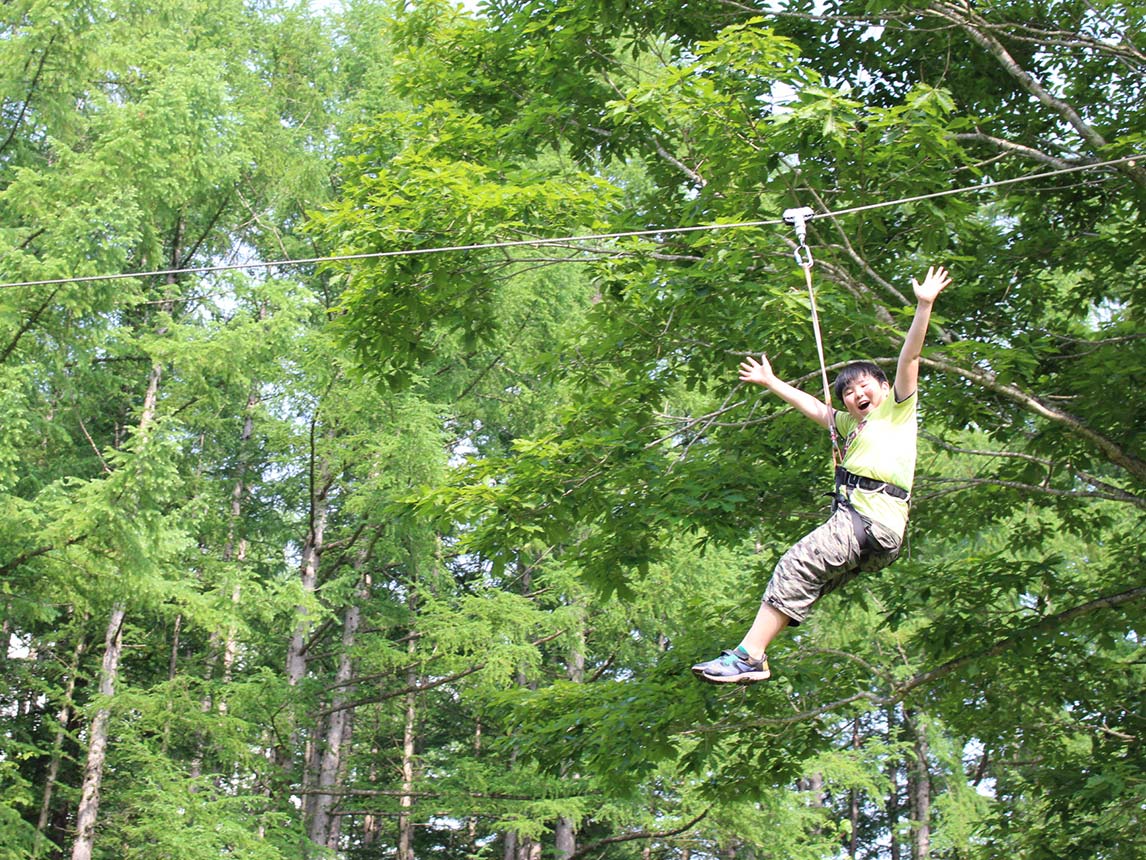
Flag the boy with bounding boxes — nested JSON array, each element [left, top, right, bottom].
[[692, 265, 952, 683]]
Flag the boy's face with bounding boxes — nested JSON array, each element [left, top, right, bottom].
[[840, 373, 890, 421]]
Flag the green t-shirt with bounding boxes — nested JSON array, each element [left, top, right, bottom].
[[833, 390, 917, 537]]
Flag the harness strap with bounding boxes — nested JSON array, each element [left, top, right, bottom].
[[835, 466, 910, 501], [828, 492, 877, 559]]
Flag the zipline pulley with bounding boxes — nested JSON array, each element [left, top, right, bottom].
[[782, 206, 816, 269]]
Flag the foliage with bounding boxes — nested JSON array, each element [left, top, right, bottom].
[[0, 1, 1142, 859]]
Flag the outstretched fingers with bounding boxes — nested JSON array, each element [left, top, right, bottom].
[[912, 265, 952, 303], [739, 353, 773, 386]]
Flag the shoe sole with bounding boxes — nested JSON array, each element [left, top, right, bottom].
[[697, 670, 771, 685]]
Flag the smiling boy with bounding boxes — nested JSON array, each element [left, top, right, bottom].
[[692, 265, 952, 684]]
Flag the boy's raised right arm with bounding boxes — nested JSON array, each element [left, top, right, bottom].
[[739, 354, 832, 429], [894, 265, 951, 402]]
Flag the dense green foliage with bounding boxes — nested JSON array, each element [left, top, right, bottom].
[[1, 1, 1142, 859]]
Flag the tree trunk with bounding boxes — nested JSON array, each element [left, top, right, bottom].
[[904, 709, 932, 860], [190, 392, 257, 782], [555, 632, 585, 860], [555, 818, 576, 859], [217, 393, 257, 698], [887, 705, 903, 860], [218, 390, 257, 703], [504, 561, 545, 860], [67, 220, 175, 857], [279, 428, 332, 778], [307, 567, 370, 849], [160, 612, 183, 754], [397, 581, 418, 860], [397, 686, 417, 860], [286, 407, 333, 692], [362, 746, 382, 848], [286, 489, 327, 687], [799, 771, 825, 832], [468, 718, 482, 855], [35, 632, 86, 858], [70, 338, 161, 860], [70, 358, 158, 859], [849, 716, 861, 858], [70, 604, 126, 860]]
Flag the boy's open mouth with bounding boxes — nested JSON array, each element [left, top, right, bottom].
[[857, 398, 871, 412]]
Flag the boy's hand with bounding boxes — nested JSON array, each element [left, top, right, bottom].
[[912, 265, 952, 305], [739, 354, 777, 388], [912, 266, 948, 307]]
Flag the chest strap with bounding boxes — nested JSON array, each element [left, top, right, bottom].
[[835, 466, 910, 501]]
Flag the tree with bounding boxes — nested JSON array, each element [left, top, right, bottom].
[[1, 0, 342, 855], [319, 1, 1144, 856], [3, 1, 1141, 857]]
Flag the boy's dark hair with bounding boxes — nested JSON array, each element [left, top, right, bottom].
[[833, 361, 888, 403]]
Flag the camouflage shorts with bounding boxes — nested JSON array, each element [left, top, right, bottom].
[[763, 505, 903, 626]]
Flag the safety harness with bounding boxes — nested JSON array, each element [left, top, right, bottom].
[[783, 207, 910, 558]]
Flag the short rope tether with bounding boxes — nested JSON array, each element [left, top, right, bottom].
[[782, 207, 842, 467]]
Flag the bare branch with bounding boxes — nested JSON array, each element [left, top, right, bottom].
[[567, 807, 711, 860], [952, 132, 1089, 170], [919, 475, 1146, 509], [919, 432, 1146, 509], [921, 355, 1146, 484], [927, 1, 1146, 188], [654, 137, 708, 188]]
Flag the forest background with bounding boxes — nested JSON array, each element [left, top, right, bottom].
[[0, 1, 1142, 859]]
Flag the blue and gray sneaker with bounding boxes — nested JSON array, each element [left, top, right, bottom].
[[691, 647, 771, 684]]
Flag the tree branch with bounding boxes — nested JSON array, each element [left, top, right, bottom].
[[317, 629, 566, 717], [0, 288, 60, 364], [0, 33, 56, 156], [952, 131, 1089, 170], [920, 355, 1146, 484], [0, 536, 87, 579], [919, 432, 1146, 509], [566, 807, 711, 860], [927, 1, 1146, 188], [653, 137, 707, 188], [919, 475, 1146, 509], [899, 585, 1146, 694]]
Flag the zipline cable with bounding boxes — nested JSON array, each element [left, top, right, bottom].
[[0, 154, 1138, 292], [0, 219, 786, 291]]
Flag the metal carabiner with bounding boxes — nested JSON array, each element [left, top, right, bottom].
[[793, 243, 814, 269]]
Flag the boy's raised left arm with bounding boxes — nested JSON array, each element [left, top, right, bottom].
[[894, 265, 952, 402]]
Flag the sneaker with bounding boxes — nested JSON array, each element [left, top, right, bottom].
[[691, 648, 771, 684]]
